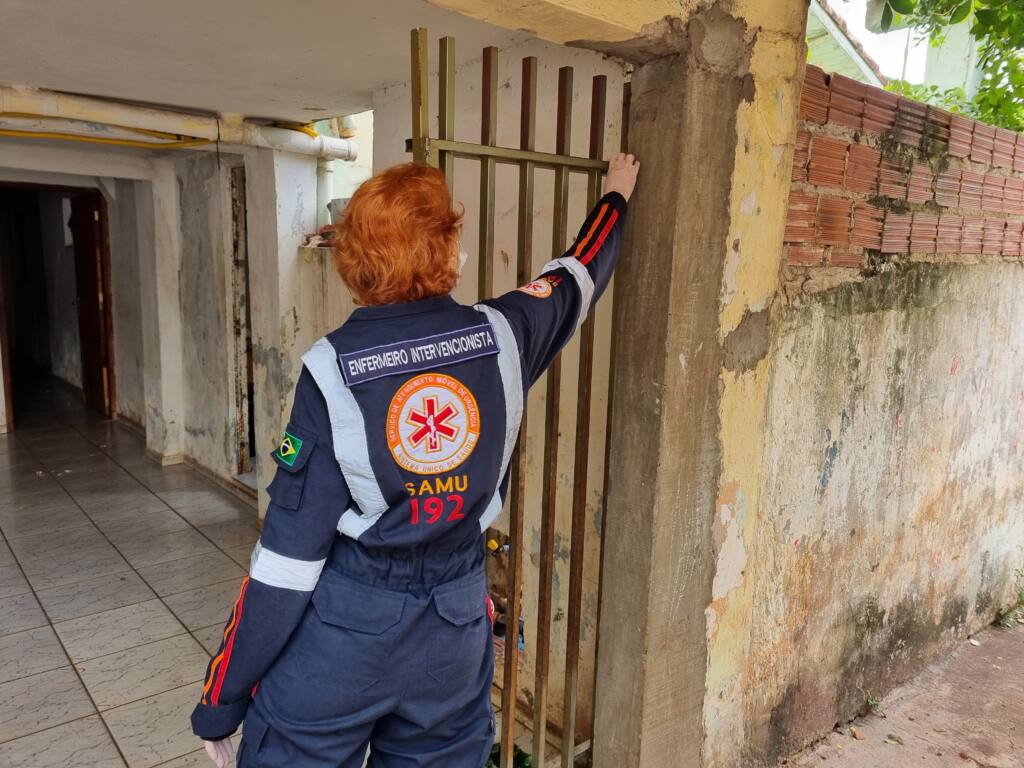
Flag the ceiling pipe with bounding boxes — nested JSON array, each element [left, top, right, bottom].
[[0, 85, 358, 161]]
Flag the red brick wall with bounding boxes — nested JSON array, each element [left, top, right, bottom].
[[784, 66, 1024, 269]]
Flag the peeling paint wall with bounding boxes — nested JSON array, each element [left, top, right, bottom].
[[176, 153, 237, 480], [108, 178, 145, 426]]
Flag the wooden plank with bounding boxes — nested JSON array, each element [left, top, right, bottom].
[[561, 73, 605, 768], [533, 64, 573, 764]]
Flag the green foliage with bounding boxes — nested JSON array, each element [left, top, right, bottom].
[[883, 0, 1024, 132], [485, 745, 533, 768]]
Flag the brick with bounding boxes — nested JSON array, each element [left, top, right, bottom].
[[949, 114, 973, 158], [851, 203, 883, 249], [808, 135, 848, 189], [785, 244, 825, 266], [1003, 177, 1024, 215], [982, 173, 1006, 213], [1015, 134, 1024, 173], [961, 216, 985, 254], [845, 143, 881, 194], [1002, 221, 1023, 257], [937, 214, 963, 253], [893, 97, 927, 147], [924, 107, 952, 145], [791, 129, 811, 183], [817, 195, 853, 246], [880, 212, 911, 254], [970, 122, 995, 166], [828, 249, 864, 268], [879, 157, 909, 200], [828, 92, 864, 130], [799, 65, 830, 125], [935, 168, 961, 208], [910, 212, 938, 254], [982, 219, 1006, 256], [784, 190, 818, 243], [907, 163, 934, 204], [959, 170, 985, 210]]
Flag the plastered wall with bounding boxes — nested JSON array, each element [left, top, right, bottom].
[[108, 179, 145, 426], [704, 62, 1024, 765]]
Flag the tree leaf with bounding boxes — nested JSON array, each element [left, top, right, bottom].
[[888, 0, 916, 15], [950, 0, 973, 25], [975, 8, 999, 27], [881, 3, 894, 31]]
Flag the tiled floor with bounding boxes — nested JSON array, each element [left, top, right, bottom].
[[0, 384, 256, 767]]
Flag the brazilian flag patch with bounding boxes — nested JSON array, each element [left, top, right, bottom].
[[276, 432, 304, 467]]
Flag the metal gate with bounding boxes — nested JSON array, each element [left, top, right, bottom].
[[408, 28, 628, 768]]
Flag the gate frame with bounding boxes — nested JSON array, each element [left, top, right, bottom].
[[407, 28, 628, 768]]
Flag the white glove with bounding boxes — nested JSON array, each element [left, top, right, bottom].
[[203, 738, 234, 767]]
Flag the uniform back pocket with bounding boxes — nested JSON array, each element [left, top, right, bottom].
[[427, 575, 489, 685]]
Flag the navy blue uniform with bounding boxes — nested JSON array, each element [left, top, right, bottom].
[[191, 191, 627, 767]]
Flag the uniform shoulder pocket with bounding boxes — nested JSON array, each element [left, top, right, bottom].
[[267, 424, 318, 509]]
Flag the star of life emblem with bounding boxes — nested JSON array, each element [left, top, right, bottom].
[[387, 373, 480, 474]]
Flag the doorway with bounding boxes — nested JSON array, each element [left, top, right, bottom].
[[0, 184, 116, 430]]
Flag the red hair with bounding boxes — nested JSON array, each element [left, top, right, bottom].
[[334, 163, 463, 305]]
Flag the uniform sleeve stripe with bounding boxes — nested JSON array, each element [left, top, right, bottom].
[[579, 209, 619, 267], [573, 203, 608, 257], [202, 577, 249, 705], [210, 577, 250, 706], [249, 541, 326, 591]]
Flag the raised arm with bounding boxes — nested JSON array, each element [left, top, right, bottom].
[[481, 153, 639, 385], [191, 368, 349, 759]]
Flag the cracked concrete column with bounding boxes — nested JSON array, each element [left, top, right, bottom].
[[592, 3, 808, 766], [245, 148, 318, 516]]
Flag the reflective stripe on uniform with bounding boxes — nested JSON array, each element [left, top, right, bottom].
[[539, 256, 595, 330], [249, 540, 326, 591], [337, 508, 384, 539], [301, 337, 387, 518], [473, 304, 524, 531]]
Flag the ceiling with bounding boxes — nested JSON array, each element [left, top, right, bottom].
[[0, 0, 529, 122]]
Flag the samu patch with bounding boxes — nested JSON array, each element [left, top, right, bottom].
[[517, 275, 561, 298], [276, 432, 304, 467]]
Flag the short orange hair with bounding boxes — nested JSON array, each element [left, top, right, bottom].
[[334, 163, 463, 306]]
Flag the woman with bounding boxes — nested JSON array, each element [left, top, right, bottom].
[[192, 152, 639, 767]]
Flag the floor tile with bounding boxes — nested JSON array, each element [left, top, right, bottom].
[[137, 552, 246, 598], [163, 580, 243, 631], [36, 571, 155, 623], [115, 529, 217, 569], [102, 682, 203, 768], [0, 624, 69, 683], [76, 634, 208, 710], [0, 715, 125, 767], [191, 625, 223, 655], [0, 562, 31, 598], [163, 494, 252, 527], [150, 736, 240, 768], [55, 600, 186, 662], [222, 544, 254, 569], [196, 519, 260, 551], [19, 544, 131, 592], [0, 666, 95, 742], [97, 510, 192, 545], [0, 592, 48, 636]]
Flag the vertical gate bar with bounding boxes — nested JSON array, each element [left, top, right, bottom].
[[438, 36, 456, 190], [500, 54, 537, 768], [478, 46, 498, 299], [534, 64, 573, 765], [410, 28, 430, 165], [591, 79, 630, 764], [560, 74, 605, 768]]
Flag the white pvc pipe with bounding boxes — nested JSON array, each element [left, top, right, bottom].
[[0, 85, 357, 161]]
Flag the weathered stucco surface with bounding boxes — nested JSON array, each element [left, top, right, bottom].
[[744, 263, 1024, 763], [109, 178, 145, 427]]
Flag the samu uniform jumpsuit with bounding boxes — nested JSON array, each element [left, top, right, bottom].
[[190, 191, 628, 767]]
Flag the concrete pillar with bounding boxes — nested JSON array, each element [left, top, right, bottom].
[[592, 4, 808, 766], [135, 162, 186, 463], [245, 148, 318, 516]]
